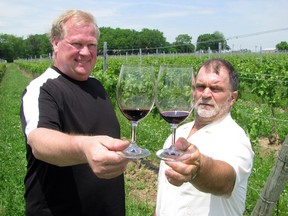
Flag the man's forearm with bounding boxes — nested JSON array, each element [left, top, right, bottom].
[[191, 154, 236, 196], [28, 128, 86, 166]]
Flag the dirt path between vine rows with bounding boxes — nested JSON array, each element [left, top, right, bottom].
[[125, 159, 159, 207]]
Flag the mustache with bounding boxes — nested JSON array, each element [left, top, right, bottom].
[[194, 98, 216, 108]]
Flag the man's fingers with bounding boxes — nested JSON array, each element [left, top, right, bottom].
[[98, 136, 130, 151]]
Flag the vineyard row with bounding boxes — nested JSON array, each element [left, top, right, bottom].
[[9, 53, 288, 142]]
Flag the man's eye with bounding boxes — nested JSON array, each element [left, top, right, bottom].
[[211, 87, 222, 92], [88, 44, 97, 49], [196, 86, 205, 91], [72, 43, 82, 49]]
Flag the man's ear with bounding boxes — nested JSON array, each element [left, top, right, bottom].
[[230, 91, 238, 105], [52, 37, 59, 53]]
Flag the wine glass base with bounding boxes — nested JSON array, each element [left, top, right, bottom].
[[156, 148, 190, 162], [118, 146, 150, 159]]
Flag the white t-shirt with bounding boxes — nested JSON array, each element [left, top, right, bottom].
[[156, 114, 254, 216]]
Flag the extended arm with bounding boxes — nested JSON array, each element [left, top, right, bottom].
[[28, 127, 130, 179], [164, 137, 236, 196]]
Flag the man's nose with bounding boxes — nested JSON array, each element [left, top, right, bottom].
[[202, 87, 212, 98], [79, 46, 90, 55]]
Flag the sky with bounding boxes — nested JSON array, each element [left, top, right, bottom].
[[0, 0, 288, 51]]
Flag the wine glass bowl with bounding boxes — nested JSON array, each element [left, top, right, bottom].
[[116, 64, 155, 159], [156, 65, 194, 161]]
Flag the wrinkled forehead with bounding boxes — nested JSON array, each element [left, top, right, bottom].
[[61, 17, 99, 41], [197, 65, 230, 85], [199, 61, 229, 74]]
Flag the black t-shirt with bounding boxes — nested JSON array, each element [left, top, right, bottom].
[[20, 66, 125, 216]]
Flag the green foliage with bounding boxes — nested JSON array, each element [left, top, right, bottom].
[[24, 34, 53, 59], [0, 34, 24, 62], [138, 28, 168, 52], [232, 104, 266, 143], [1, 26, 287, 63], [0, 63, 7, 82], [276, 41, 288, 51], [98, 27, 182, 55], [16, 60, 52, 75], [0, 33, 52, 62], [196, 31, 229, 51], [14, 53, 288, 142], [173, 34, 195, 53]]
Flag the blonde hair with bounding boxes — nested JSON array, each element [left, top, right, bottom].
[[49, 9, 100, 42]]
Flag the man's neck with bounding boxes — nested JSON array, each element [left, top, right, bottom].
[[189, 113, 229, 136], [194, 116, 213, 130], [188, 118, 208, 137]]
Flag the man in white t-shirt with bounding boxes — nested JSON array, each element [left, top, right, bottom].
[[155, 58, 254, 216]]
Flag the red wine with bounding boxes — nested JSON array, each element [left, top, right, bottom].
[[160, 111, 190, 124], [121, 108, 150, 121]]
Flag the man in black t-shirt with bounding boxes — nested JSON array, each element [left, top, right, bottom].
[[20, 10, 130, 216]]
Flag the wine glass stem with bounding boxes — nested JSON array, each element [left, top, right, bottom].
[[131, 121, 138, 146], [170, 124, 177, 151]]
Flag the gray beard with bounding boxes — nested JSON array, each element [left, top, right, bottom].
[[195, 98, 231, 120]]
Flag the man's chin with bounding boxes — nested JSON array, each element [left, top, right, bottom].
[[75, 67, 91, 75], [196, 110, 217, 119]]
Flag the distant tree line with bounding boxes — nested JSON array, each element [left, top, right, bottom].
[[276, 41, 288, 51], [1, 27, 287, 62], [0, 34, 52, 62]]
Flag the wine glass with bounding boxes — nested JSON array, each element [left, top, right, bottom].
[[156, 65, 194, 161], [116, 64, 155, 159]]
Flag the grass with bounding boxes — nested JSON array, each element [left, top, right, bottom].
[[0, 64, 29, 215], [0, 63, 287, 215]]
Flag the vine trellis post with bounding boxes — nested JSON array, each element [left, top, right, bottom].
[[251, 134, 288, 216], [103, 42, 107, 72]]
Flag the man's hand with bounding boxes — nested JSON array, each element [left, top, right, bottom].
[[163, 137, 236, 196], [80, 135, 130, 179], [164, 137, 201, 186]]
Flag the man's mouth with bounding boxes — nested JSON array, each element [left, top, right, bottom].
[[76, 59, 89, 64], [199, 103, 213, 107]]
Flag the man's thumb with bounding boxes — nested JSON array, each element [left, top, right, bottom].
[[174, 137, 190, 151]]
